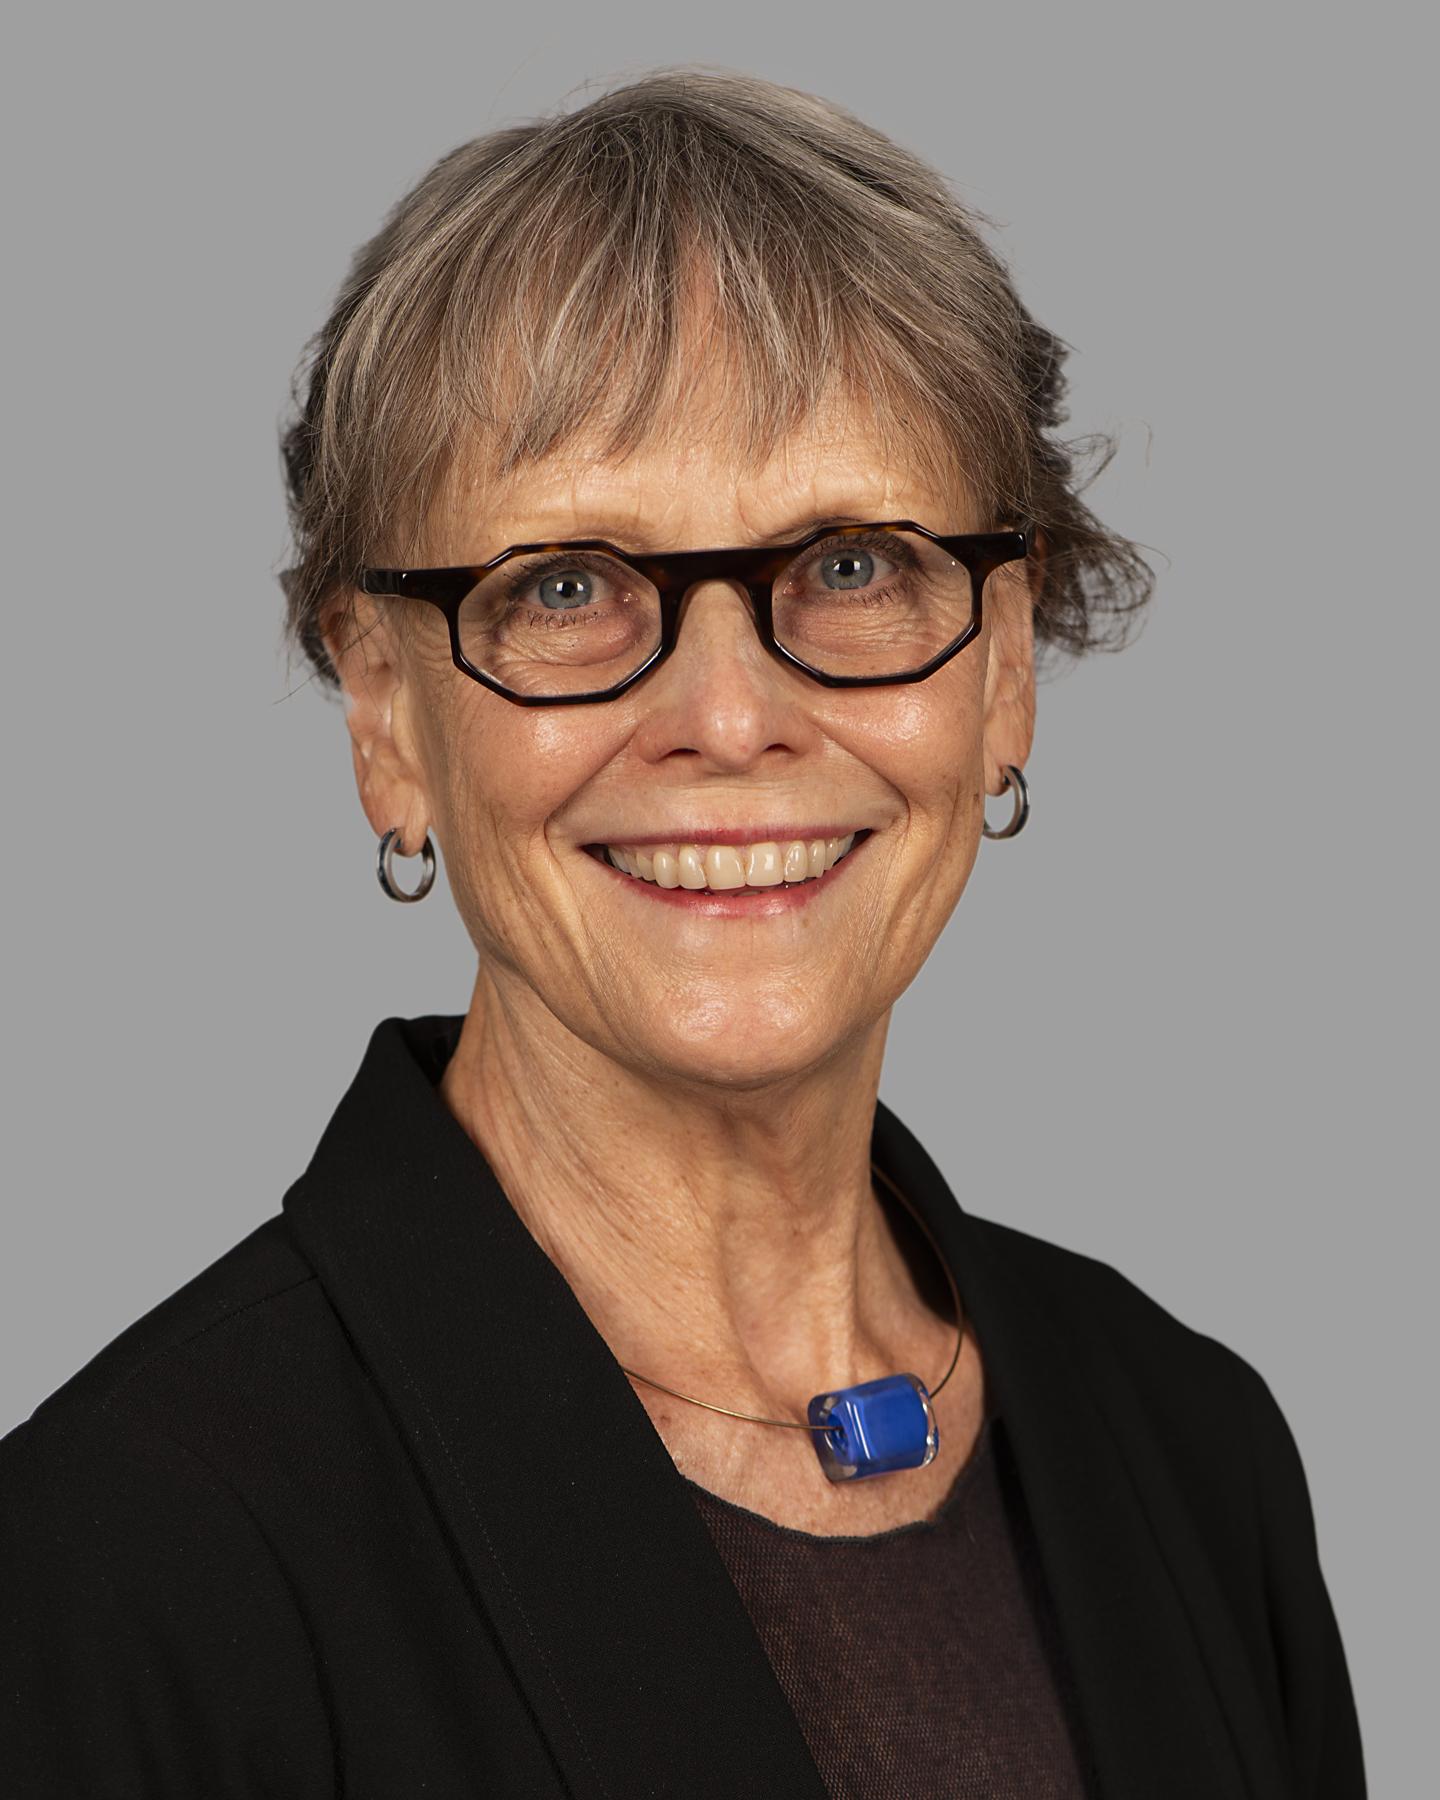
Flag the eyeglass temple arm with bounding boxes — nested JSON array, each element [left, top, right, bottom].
[[358, 569, 475, 605]]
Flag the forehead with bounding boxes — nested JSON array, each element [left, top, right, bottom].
[[424, 383, 976, 562]]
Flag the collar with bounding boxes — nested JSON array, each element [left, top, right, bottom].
[[283, 1014, 1281, 1800]]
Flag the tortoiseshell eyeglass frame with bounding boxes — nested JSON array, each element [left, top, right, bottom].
[[357, 518, 1036, 707]]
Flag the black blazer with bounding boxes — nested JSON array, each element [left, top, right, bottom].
[[1, 1014, 1366, 1799]]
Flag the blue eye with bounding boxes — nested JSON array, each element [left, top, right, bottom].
[[821, 548, 875, 590], [537, 569, 594, 610]]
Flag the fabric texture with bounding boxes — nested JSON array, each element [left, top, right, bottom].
[[0, 1013, 1367, 1798], [687, 1412, 1092, 1798]]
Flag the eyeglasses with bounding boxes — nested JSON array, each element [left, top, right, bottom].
[[358, 518, 1034, 706]]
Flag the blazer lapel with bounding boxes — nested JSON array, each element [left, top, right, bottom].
[[283, 1015, 828, 1800], [873, 1099, 1288, 1800], [284, 1013, 1283, 1800]]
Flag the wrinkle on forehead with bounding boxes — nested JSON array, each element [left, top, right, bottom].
[[403, 261, 979, 562], [421, 363, 978, 564]]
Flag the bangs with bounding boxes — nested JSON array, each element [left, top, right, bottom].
[[284, 69, 1154, 686], [336, 90, 1027, 563], [434, 210, 983, 509]]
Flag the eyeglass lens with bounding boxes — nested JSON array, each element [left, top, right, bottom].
[[454, 528, 980, 698]]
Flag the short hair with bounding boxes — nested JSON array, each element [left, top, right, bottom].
[[279, 66, 1153, 689]]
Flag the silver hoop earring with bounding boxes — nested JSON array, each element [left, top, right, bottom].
[[377, 827, 437, 902], [983, 764, 1030, 839]]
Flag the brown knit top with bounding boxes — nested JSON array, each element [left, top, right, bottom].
[[684, 1410, 1097, 1799]]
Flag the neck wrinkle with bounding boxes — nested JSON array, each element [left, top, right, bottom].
[[436, 963, 941, 1414]]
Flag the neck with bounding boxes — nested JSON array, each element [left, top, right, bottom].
[[438, 963, 949, 1421]]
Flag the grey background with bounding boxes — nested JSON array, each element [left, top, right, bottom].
[[4, 2, 1429, 1787]]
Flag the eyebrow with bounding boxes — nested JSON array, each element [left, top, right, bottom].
[[767, 510, 876, 540], [481, 509, 886, 556]]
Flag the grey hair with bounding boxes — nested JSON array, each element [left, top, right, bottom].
[[279, 66, 1154, 688]]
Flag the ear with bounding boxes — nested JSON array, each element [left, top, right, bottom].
[[321, 593, 433, 855], [980, 540, 1041, 797]]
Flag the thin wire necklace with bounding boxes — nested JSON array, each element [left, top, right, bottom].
[[619, 1163, 966, 1483]]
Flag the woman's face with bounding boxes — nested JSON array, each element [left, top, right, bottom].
[[331, 402, 1035, 1089]]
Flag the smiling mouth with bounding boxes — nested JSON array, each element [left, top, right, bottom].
[[582, 830, 873, 894]]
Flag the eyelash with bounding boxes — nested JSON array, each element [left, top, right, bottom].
[[497, 531, 919, 610], [791, 531, 918, 601], [498, 553, 623, 611]]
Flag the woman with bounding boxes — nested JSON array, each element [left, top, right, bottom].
[[1, 68, 1364, 1799]]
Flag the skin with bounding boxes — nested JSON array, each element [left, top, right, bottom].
[[324, 389, 1037, 1535]]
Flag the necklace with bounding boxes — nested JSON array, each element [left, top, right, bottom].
[[619, 1164, 965, 1484]]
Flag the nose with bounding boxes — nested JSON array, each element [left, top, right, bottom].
[[628, 578, 816, 772]]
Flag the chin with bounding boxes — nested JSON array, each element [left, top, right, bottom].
[[616, 984, 867, 1092]]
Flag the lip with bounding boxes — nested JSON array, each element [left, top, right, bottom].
[[582, 824, 870, 849], [582, 829, 874, 916]]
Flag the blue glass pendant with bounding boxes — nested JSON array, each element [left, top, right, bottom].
[[807, 1372, 939, 1482]]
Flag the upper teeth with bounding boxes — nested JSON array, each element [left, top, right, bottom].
[[604, 835, 857, 890]]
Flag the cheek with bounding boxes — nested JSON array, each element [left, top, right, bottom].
[[431, 697, 619, 899], [843, 664, 984, 831]]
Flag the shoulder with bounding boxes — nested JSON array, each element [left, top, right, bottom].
[[14, 1210, 322, 1440], [2, 1203, 347, 1555], [0, 1203, 324, 1599], [965, 1207, 1252, 1364], [0, 1208, 329, 1618], [967, 1214, 1367, 1792], [963, 1211, 1344, 1651], [964, 1209, 1304, 1481], [0, 1216, 339, 1792]]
